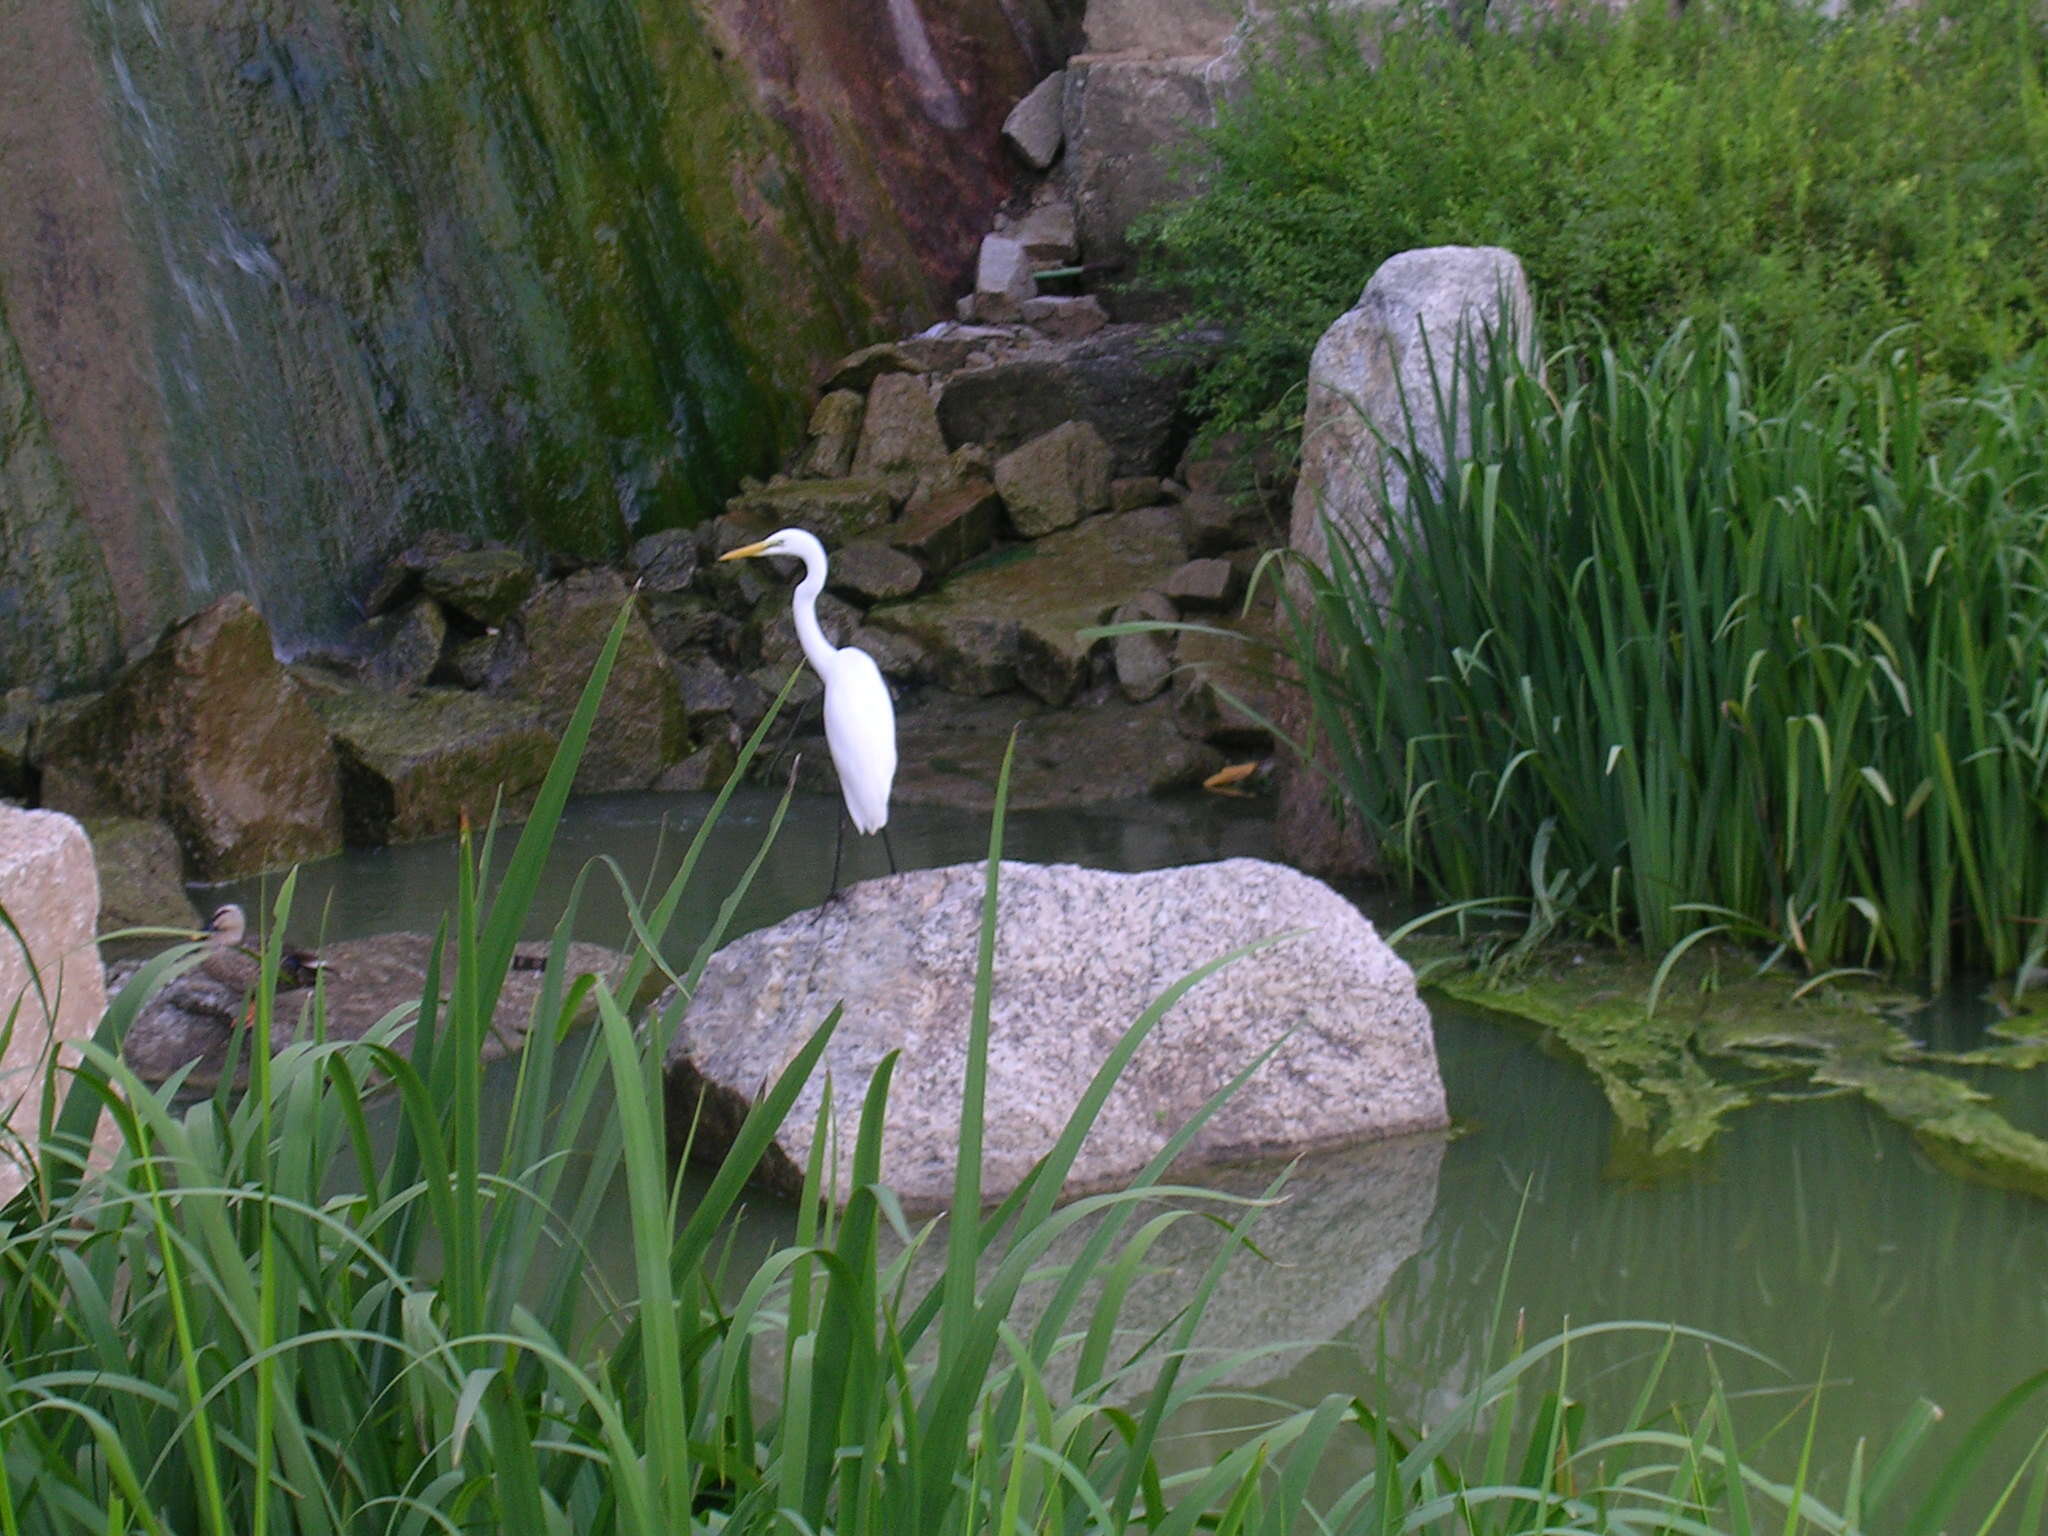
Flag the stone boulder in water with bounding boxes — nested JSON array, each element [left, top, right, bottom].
[[658, 858, 1447, 1212], [121, 934, 637, 1095]]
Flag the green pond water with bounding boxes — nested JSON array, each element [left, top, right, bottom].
[[199, 789, 2048, 1518]]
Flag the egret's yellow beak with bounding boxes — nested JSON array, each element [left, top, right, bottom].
[[719, 539, 775, 562]]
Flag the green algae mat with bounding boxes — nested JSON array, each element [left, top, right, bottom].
[[1408, 940, 2048, 1199]]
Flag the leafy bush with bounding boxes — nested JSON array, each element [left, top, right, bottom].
[[1283, 328, 2048, 988], [1143, 0, 2048, 436]]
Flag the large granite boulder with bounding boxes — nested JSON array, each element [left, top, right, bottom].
[[312, 687, 556, 844], [935, 325, 1206, 477], [1061, 58, 1220, 274], [660, 857, 1447, 1212], [121, 933, 637, 1094], [1289, 245, 1534, 579], [508, 571, 688, 793], [0, 807, 110, 1202], [1282, 245, 1534, 876], [38, 594, 343, 879], [866, 506, 1187, 704]]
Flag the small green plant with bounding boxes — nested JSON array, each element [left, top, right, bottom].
[[4, 605, 2046, 1531], [1143, 0, 2048, 438], [1279, 324, 2048, 989]]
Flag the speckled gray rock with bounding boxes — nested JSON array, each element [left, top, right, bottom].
[[661, 857, 1446, 1211], [1112, 590, 1177, 702], [1283, 245, 1533, 878], [1290, 246, 1533, 581], [1, 807, 109, 1201]]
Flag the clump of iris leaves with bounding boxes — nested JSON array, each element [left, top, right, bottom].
[[12, 608, 2045, 1531]]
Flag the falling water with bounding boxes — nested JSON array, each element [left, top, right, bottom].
[[83, 0, 800, 651]]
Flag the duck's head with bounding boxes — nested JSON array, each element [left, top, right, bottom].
[[205, 904, 247, 947]]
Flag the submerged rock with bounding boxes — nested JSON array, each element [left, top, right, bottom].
[[39, 593, 342, 879], [660, 858, 1447, 1212]]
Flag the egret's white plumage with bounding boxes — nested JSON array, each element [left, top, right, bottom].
[[719, 527, 897, 839]]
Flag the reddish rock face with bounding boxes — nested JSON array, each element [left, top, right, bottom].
[[703, 0, 1076, 325]]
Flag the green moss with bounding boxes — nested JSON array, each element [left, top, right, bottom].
[[1426, 942, 2048, 1200]]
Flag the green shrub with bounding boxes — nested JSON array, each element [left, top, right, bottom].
[[1144, 0, 2048, 436], [1282, 328, 2048, 987]]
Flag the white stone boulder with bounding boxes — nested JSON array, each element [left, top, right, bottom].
[[1, 806, 110, 1203], [659, 857, 1446, 1211], [1280, 244, 1534, 876]]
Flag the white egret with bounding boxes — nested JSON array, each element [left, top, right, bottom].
[[718, 527, 898, 892]]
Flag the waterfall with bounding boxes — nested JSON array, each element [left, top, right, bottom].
[[84, 0, 793, 652]]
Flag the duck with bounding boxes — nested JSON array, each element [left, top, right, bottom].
[[179, 904, 328, 1020]]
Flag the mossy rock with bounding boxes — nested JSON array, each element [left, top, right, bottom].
[[82, 815, 199, 936], [313, 686, 554, 845], [420, 548, 537, 627], [724, 478, 895, 545], [38, 594, 342, 878], [509, 571, 688, 792], [866, 507, 1187, 704]]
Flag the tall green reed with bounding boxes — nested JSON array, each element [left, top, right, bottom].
[[5, 603, 2044, 1532], [1286, 326, 2048, 988]]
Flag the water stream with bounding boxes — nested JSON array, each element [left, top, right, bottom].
[[199, 789, 2048, 1518]]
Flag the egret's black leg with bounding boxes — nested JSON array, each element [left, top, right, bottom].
[[828, 808, 848, 901], [880, 823, 899, 876]]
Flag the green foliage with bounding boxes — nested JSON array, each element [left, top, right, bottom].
[[1143, 0, 2048, 436], [1283, 327, 2048, 988], [5, 604, 2046, 1531]]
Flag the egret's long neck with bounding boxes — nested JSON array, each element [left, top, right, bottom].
[[791, 552, 837, 675]]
